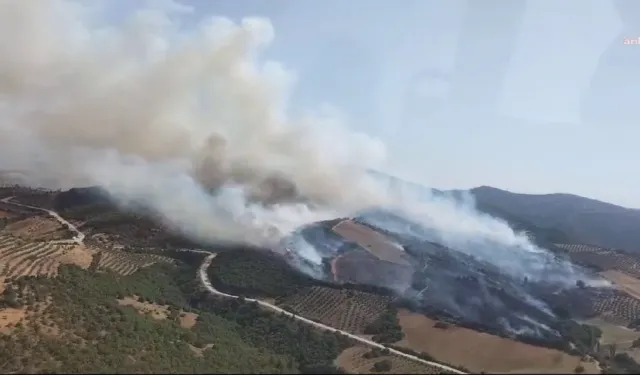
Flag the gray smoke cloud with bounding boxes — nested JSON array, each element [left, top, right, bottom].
[[0, 0, 606, 292], [0, 0, 388, 247]]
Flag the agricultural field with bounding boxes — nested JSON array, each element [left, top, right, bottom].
[[280, 286, 391, 334], [0, 234, 87, 278], [0, 230, 172, 284], [335, 346, 447, 374], [394, 308, 599, 374], [553, 244, 640, 326], [555, 244, 611, 254], [332, 248, 413, 291], [587, 288, 640, 326], [332, 220, 410, 266], [600, 270, 640, 301], [2, 216, 72, 242], [93, 247, 176, 276], [555, 243, 640, 278]]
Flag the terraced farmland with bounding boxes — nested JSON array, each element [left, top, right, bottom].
[[0, 231, 173, 279], [279, 286, 391, 333], [555, 243, 640, 277], [589, 288, 640, 325], [0, 234, 76, 278], [336, 346, 448, 374], [94, 247, 176, 276]]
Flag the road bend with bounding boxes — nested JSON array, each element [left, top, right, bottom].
[[198, 253, 466, 374]]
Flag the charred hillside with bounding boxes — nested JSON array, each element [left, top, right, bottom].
[[284, 211, 608, 353], [213, 222, 604, 359]]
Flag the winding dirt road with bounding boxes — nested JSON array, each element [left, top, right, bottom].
[[1, 196, 85, 244], [1, 197, 465, 374]]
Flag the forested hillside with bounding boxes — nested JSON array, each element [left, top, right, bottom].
[[0, 256, 349, 373]]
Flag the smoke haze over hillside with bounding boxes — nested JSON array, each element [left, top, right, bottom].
[[0, 0, 389, 246], [0, 0, 603, 290]]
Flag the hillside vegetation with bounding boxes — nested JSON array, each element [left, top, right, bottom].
[[208, 249, 318, 299], [0, 257, 351, 373], [208, 248, 392, 300]]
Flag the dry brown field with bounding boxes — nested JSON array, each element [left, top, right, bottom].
[[332, 220, 409, 266], [395, 308, 599, 374]]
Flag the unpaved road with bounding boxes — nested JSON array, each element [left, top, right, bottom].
[[2, 199, 465, 374], [197, 253, 466, 374], [1, 196, 85, 244]]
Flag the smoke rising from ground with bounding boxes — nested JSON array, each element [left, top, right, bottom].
[[0, 0, 602, 290], [0, 0, 387, 247]]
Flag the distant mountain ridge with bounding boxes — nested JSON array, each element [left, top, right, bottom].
[[367, 170, 640, 253], [467, 186, 640, 254]]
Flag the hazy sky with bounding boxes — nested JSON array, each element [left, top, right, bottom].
[[113, 0, 640, 207]]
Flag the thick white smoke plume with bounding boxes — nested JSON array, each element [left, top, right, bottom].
[[0, 0, 602, 287], [0, 0, 388, 247]]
